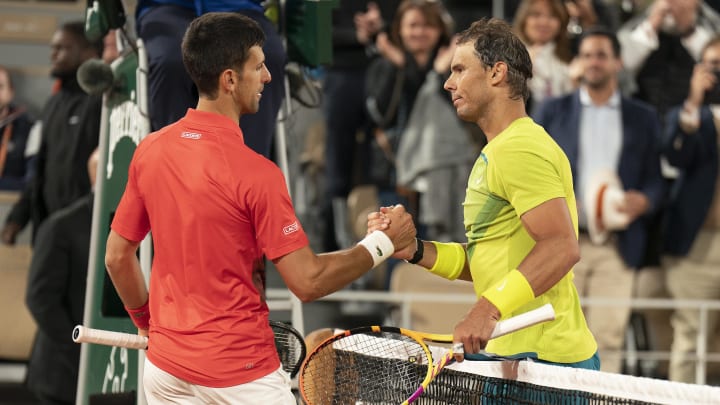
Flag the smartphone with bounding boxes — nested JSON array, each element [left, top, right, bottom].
[[704, 70, 720, 105]]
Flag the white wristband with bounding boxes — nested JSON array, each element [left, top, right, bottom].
[[357, 230, 395, 268]]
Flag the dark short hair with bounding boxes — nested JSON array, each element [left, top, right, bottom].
[[181, 12, 265, 98], [60, 21, 103, 57], [457, 18, 533, 101], [578, 27, 621, 58]]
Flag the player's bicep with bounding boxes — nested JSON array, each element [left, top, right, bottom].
[[273, 246, 320, 299], [520, 197, 576, 242], [106, 230, 141, 267]]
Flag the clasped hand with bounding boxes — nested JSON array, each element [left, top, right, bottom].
[[366, 205, 417, 260]]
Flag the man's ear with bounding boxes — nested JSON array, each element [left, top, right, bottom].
[[219, 69, 235, 92], [490, 62, 507, 85]]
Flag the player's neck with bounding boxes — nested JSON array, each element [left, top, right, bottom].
[[480, 101, 527, 142], [195, 98, 241, 124]]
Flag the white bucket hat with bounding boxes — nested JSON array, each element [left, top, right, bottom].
[[584, 169, 630, 245]]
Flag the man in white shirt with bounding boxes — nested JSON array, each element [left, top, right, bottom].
[[535, 28, 665, 373]]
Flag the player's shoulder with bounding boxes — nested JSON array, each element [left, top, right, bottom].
[[490, 119, 559, 163], [499, 118, 552, 147], [133, 122, 180, 157], [131, 130, 162, 163], [224, 143, 285, 185]]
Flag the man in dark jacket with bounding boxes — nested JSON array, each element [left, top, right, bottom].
[[1, 21, 102, 245], [25, 149, 97, 405], [662, 35, 720, 384]]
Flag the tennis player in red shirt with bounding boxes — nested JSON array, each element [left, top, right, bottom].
[[104, 12, 416, 404]]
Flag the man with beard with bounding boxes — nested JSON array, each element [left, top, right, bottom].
[[534, 28, 665, 373], [368, 18, 599, 370], [1, 21, 102, 245]]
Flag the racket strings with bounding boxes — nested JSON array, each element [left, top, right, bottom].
[[302, 331, 430, 404], [270, 323, 306, 378]]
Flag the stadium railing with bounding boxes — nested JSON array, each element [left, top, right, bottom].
[[267, 289, 720, 385]]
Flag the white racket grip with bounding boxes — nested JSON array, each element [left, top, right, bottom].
[[72, 325, 148, 350], [490, 303, 555, 339]]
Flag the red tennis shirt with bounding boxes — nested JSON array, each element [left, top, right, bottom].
[[111, 108, 309, 387]]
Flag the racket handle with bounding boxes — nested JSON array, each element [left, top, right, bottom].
[[72, 325, 148, 350], [490, 303, 555, 339]]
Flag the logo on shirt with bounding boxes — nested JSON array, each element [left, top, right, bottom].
[[181, 131, 202, 140], [283, 221, 299, 236]]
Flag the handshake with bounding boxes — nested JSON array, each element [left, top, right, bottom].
[[363, 204, 419, 262]]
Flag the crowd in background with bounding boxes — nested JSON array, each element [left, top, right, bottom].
[[2, 1, 720, 402], [316, 0, 720, 384]]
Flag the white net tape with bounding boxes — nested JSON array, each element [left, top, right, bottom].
[[431, 346, 720, 405]]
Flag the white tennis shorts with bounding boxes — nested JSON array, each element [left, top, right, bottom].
[[143, 358, 295, 404]]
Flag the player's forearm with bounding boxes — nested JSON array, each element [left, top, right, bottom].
[[105, 251, 148, 309], [311, 247, 377, 297], [105, 231, 147, 309], [275, 244, 376, 302], [414, 241, 472, 281], [517, 235, 579, 297]]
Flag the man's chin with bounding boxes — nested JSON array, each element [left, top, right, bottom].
[[455, 110, 476, 123], [240, 106, 260, 116]]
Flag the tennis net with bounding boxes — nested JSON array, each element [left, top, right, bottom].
[[311, 343, 720, 404]]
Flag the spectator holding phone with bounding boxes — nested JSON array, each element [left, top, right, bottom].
[[662, 35, 720, 384], [618, 0, 720, 119]]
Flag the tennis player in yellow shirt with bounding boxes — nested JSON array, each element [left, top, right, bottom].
[[369, 18, 599, 370]]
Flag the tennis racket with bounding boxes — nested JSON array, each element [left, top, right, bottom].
[[299, 303, 555, 405], [270, 320, 307, 378], [73, 320, 307, 377]]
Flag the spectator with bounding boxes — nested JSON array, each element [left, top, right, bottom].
[[662, 35, 720, 384], [1, 21, 102, 245], [366, 0, 476, 243], [322, 0, 400, 251], [0, 66, 34, 191], [534, 28, 665, 373], [25, 149, 98, 405], [135, 0, 285, 158], [513, 0, 575, 111], [618, 0, 720, 273], [564, 0, 620, 51], [104, 13, 415, 403], [618, 0, 720, 118]]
